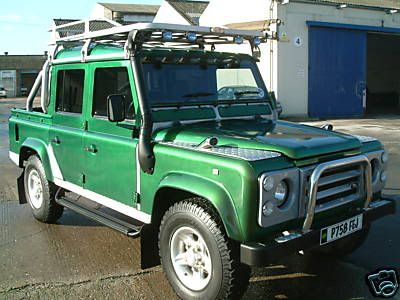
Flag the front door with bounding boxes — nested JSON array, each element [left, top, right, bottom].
[[49, 65, 87, 186], [82, 61, 139, 208]]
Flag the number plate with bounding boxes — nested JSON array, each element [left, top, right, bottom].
[[320, 214, 363, 245]]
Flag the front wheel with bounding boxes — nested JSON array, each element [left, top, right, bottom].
[[159, 199, 250, 299]]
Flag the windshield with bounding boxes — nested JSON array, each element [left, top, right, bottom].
[[140, 56, 268, 107]]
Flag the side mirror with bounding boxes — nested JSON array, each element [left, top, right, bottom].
[[107, 94, 126, 123]]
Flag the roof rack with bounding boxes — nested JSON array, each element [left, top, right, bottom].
[[49, 18, 275, 60], [28, 19, 276, 114]]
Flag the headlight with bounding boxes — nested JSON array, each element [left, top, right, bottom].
[[274, 180, 288, 207], [263, 176, 274, 191], [259, 168, 300, 227], [262, 201, 274, 216]]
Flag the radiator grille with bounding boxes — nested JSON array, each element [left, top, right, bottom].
[[305, 164, 363, 212]]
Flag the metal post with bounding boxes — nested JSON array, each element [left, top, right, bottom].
[[302, 155, 372, 233], [26, 71, 43, 111], [41, 60, 50, 113]]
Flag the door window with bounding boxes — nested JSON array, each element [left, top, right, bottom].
[[56, 69, 85, 113], [92, 67, 134, 119]]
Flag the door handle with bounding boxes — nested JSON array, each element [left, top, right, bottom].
[[84, 145, 97, 153], [51, 137, 60, 144]]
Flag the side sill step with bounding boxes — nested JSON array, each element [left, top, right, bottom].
[[56, 196, 142, 238]]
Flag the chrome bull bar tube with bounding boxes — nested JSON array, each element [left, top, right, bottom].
[[302, 155, 372, 233]]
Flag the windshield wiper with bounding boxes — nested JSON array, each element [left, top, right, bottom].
[[183, 92, 215, 98], [234, 91, 260, 96]]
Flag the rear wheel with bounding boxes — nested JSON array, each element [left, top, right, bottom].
[[24, 155, 64, 223], [159, 199, 250, 299]]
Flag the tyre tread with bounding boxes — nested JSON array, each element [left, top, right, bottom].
[[159, 198, 250, 299]]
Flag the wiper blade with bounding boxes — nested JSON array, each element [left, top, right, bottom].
[[234, 91, 260, 96], [182, 92, 215, 98]]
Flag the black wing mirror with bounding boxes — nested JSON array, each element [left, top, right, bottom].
[[107, 94, 126, 123]]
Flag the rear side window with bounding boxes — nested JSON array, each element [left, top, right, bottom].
[[56, 69, 85, 113], [93, 67, 134, 119]]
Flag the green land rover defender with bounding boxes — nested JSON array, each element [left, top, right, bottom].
[[8, 21, 396, 299]]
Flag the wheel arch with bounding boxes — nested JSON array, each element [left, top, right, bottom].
[[152, 173, 243, 241], [19, 138, 53, 181]]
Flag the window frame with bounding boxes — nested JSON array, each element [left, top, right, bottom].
[[55, 68, 86, 115], [91, 66, 135, 121]]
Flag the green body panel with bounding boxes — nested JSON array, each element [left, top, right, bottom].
[[9, 110, 53, 179], [47, 63, 88, 186], [153, 119, 362, 160], [156, 172, 242, 238], [21, 137, 53, 179], [82, 60, 140, 206], [139, 143, 258, 240], [53, 44, 125, 64], [8, 44, 386, 243]]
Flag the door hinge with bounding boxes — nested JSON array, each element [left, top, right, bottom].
[[82, 120, 88, 130], [133, 192, 141, 208], [80, 173, 86, 184]]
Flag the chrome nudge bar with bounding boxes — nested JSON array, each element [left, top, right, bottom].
[[302, 155, 372, 233]]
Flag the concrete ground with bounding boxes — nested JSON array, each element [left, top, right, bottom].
[[0, 98, 399, 299]]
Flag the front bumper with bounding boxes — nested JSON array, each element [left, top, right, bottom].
[[240, 196, 396, 266]]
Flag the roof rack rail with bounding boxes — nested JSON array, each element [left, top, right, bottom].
[[49, 18, 276, 60]]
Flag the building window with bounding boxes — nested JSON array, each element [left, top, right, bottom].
[[93, 67, 134, 119], [56, 69, 85, 114]]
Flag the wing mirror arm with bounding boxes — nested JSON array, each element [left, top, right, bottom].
[[321, 124, 333, 131]]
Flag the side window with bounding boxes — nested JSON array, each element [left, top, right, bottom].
[[93, 67, 134, 119], [56, 69, 85, 113]]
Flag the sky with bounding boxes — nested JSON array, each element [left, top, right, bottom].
[[0, 0, 162, 55]]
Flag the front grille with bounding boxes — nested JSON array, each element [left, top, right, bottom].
[[304, 164, 363, 212]]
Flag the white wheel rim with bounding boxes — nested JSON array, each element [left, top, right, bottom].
[[27, 169, 43, 209], [170, 226, 212, 291]]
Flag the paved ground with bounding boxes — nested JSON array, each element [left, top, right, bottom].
[[0, 98, 399, 299]]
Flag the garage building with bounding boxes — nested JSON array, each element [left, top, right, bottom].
[[0, 53, 46, 97], [157, 0, 400, 118]]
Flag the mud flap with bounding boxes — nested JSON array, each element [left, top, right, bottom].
[[17, 171, 27, 204], [140, 224, 160, 269]]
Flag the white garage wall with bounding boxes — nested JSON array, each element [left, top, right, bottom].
[[153, 1, 192, 25], [277, 2, 400, 116], [200, 0, 271, 26], [200, 0, 400, 116], [200, 0, 278, 97]]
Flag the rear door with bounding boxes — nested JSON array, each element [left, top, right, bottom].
[[49, 65, 87, 186], [308, 27, 366, 117], [82, 61, 140, 208]]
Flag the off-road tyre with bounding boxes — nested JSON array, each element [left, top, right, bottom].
[[24, 155, 64, 223], [159, 198, 251, 299]]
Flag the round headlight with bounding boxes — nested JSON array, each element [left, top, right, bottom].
[[263, 176, 274, 191], [382, 152, 389, 163], [262, 201, 274, 216], [274, 180, 288, 207]]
